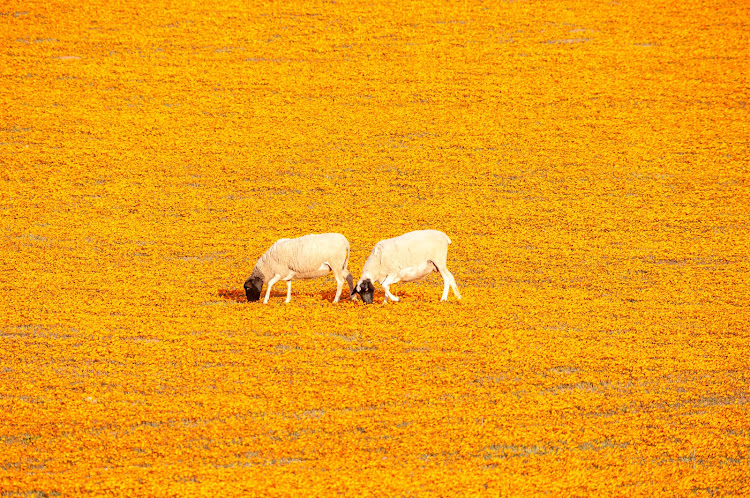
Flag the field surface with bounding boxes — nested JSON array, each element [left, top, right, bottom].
[[1, 0, 749, 495]]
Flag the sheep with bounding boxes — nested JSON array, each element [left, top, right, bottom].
[[351, 229, 461, 304], [244, 233, 354, 304]]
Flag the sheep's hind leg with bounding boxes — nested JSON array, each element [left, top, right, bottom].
[[333, 279, 344, 303], [326, 263, 344, 303], [435, 264, 461, 301], [264, 274, 282, 304], [449, 272, 461, 300], [285, 280, 292, 303], [332, 274, 344, 303]]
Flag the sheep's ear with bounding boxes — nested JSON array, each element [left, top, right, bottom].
[[374, 245, 383, 266]]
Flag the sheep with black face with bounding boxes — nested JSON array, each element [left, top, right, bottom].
[[352, 229, 461, 304], [244, 233, 354, 304]]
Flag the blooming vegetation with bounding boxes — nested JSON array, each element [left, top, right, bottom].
[[1, 0, 749, 494]]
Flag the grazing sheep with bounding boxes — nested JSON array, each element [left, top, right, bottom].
[[244, 233, 354, 304], [351, 229, 461, 304]]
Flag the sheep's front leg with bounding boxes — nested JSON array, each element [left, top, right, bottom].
[[263, 274, 281, 304], [381, 275, 400, 303], [333, 277, 344, 303], [285, 280, 292, 303]]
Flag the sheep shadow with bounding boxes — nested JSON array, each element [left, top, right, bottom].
[[319, 288, 361, 303], [219, 287, 448, 304], [218, 289, 246, 302], [217, 288, 363, 304]]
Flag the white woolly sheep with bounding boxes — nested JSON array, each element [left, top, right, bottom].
[[244, 233, 354, 304], [351, 229, 461, 304]]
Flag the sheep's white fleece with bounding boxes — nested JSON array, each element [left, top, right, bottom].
[[358, 229, 461, 302], [252, 233, 352, 303], [360, 230, 449, 282]]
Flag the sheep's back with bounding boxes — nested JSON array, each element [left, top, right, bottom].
[[378, 230, 450, 270], [274, 233, 348, 274]]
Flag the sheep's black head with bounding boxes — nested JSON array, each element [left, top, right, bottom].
[[244, 276, 263, 302], [352, 279, 375, 304]]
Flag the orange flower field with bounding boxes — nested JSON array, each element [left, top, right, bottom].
[[1, 0, 749, 494]]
